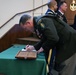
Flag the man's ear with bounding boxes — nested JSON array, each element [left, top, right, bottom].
[[26, 21, 29, 24], [27, 21, 31, 26]]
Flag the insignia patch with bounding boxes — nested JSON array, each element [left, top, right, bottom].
[[40, 23, 45, 28], [38, 19, 42, 25]]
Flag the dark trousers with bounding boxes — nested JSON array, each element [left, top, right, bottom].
[[49, 48, 56, 74], [49, 48, 56, 70], [44, 48, 56, 75]]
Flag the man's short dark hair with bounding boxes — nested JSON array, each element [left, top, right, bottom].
[[59, 1, 67, 7], [19, 14, 31, 25]]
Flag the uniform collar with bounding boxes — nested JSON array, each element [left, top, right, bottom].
[[33, 17, 38, 31], [47, 8, 56, 14], [58, 10, 64, 15]]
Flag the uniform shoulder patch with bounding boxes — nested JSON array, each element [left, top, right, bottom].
[[40, 23, 45, 28], [37, 19, 45, 28], [37, 19, 42, 25]]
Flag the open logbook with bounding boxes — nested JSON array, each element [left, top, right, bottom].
[[15, 49, 37, 59]]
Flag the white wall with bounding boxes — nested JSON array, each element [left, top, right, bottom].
[[0, 0, 33, 26], [0, 0, 48, 38], [0, 0, 48, 27]]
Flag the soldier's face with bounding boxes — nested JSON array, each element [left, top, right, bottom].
[[54, 3, 58, 11], [21, 21, 33, 32], [61, 3, 67, 12]]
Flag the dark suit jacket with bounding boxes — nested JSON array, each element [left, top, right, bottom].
[[45, 9, 55, 14], [52, 15, 76, 64], [46, 9, 67, 23], [33, 14, 76, 64], [57, 10, 67, 23], [72, 15, 76, 30], [57, 11, 67, 23]]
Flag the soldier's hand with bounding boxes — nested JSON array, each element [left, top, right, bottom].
[[37, 47, 44, 54], [25, 45, 35, 51]]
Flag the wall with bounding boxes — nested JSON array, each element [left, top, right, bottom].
[[0, 0, 48, 38], [0, 24, 32, 52], [65, 0, 76, 25], [0, 0, 76, 52], [0, 0, 76, 28], [0, 0, 47, 27], [0, 0, 48, 52]]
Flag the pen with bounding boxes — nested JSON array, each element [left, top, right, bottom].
[[24, 44, 29, 49]]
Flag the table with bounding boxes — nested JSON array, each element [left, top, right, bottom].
[[0, 44, 47, 75]]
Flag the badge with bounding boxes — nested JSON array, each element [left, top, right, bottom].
[[40, 23, 45, 28]]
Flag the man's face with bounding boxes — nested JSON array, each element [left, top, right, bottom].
[[54, 4, 58, 11], [54, 3, 58, 11], [20, 21, 33, 32], [61, 3, 67, 12]]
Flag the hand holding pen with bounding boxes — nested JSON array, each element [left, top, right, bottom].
[[25, 45, 35, 51], [25, 44, 29, 49]]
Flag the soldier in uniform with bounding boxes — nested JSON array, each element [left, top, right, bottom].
[[56, 1, 68, 23], [19, 1, 76, 75]]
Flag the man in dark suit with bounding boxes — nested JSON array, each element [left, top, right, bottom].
[[57, 1, 67, 23], [45, 1, 76, 75], [45, 1, 68, 74], [19, 1, 76, 75]]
